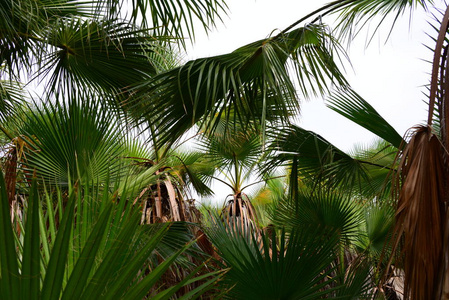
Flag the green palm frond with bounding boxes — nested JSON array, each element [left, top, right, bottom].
[[266, 124, 398, 196], [356, 202, 395, 259], [333, 259, 373, 299], [16, 97, 126, 186], [1, 0, 205, 96], [127, 23, 347, 145], [0, 0, 37, 74], [26, 0, 96, 20], [332, 0, 428, 41], [199, 126, 262, 171], [197, 120, 265, 195], [0, 0, 95, 73], [0, 80, 26, 124], [0, 172, 220, 299], [270, 191, 364, 246], [266, 124, 371, 193], [97, 0, 228, 43], [167, 149, 216, 196], [40, 18, 159, 96], [203, 211, 370, 299], [350, 139, 398, 197], [289, 0, 429, 43], [327, 87, 405, 148], [123, 134, 216, 197]]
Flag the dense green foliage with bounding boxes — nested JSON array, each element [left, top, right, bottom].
[[1, 0, 444, 299]]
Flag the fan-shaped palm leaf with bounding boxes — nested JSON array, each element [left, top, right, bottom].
[[270, 190, 364, 246], [2, 0, 223, 102], [16, 97, 126, 186], [40, 18, 159, 96], [203, 211, 370, 299], [0, 0, 95, 73], [0, 80, 26, 124], [350, 139, 398, 197], [356, 202, 395, 259]]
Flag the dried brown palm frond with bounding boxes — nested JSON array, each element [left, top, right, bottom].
[[4, 145, 17, 206], [222, 192, 259, 234], [137, 179, 189, 224], [385, 4, 449, 299], [391, 125, 446, 300], [3, 135, 35, 228]]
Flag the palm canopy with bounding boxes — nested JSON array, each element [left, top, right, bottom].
[[0, 80, 25, 126], [0, 0, 227, 100], [124, 137, 216, 197], [127, 23, 347, 146], [196, 118, 265, 195], [126, 0, 429, 146]]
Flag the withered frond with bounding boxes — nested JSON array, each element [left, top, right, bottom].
[[393, 125, 445, 300]]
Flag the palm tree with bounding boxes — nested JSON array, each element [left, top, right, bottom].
[[0, 0, 227, 92], [4, 0, 447, 298], [197, 119, 270, 230], [1, 0, 229, 297], [0, 0, 228, 200], [126, 138, 215, 223]]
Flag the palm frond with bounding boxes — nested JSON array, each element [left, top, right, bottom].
[[168, 150, 216, 196], [40, 18, 159, 96], [0, 80, 26, 123], [203, 211, 365, 299], [356, 202, 395, 259], [198, 124, 263, 172], [0, 171, 220, 299], [16, 97, 126, 186], [265, 124, 372, 193], [328, 0, 428, 42], [127, 24, 348, 145], [97, 0, 228, 43], [327, 87, 405, 148], [270, 190, 364, 246], [349, 139, 398, 197], [0, 0, 95, 73]]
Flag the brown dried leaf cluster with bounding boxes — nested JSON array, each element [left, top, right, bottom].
[[393, 126, 446, 299]]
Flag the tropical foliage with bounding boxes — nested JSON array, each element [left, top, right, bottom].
[[1, 0, 447, 299]]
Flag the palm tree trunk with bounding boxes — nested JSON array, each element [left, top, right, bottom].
[[435, 5, 449, 299], [5, 146, 17, 207]]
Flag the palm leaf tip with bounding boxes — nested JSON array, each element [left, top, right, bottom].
[[327, 87, 405, 148]]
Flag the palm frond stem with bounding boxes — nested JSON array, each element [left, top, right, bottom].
[[428, 3, 449, 125], [274, 0, 354, 39], [240, 175, 286, 193]]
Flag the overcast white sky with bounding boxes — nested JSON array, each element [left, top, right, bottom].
[[186, 0, 445, 152]]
